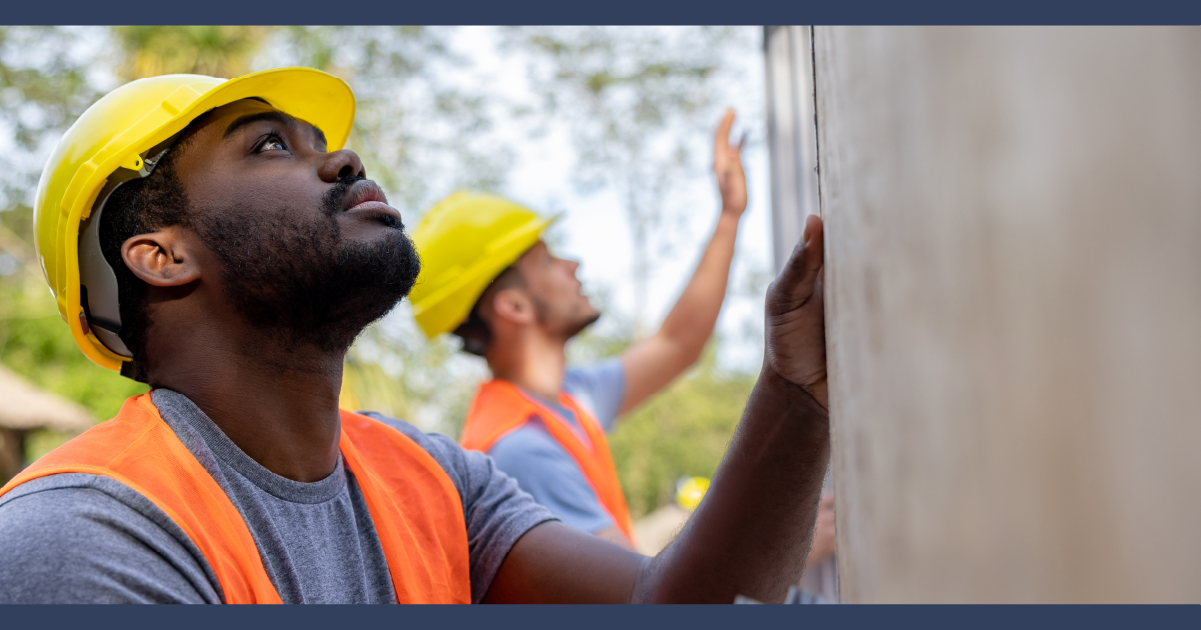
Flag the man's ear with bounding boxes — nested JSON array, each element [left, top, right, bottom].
[[491, 288, 537, 326], [120, 225, 202, 287]]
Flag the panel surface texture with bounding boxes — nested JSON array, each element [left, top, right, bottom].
[[813, 26, 1201, 603]]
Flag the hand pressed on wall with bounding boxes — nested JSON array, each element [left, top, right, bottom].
[[764, 213, 828, 410]]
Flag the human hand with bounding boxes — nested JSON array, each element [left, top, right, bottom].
[[806, 491, 836, 566], [714, 108, 747, 218], [764, 214, 827, 409]]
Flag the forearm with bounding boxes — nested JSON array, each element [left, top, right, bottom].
[[618, 212, 743, 413], [658, 212, 741, 354], [631, 367, 830, 604]]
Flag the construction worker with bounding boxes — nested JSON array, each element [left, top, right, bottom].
[[0, 68, 830, 604], [409, 113, 749, 550]]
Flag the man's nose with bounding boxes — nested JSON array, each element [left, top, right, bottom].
[[318, 149, 367, 182]]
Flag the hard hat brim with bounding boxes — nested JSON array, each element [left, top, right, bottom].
[[170, 67, 356, 152]]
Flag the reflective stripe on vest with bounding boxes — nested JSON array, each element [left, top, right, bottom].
[[460, 379, 634, 544], [0, 393, 471, 604]]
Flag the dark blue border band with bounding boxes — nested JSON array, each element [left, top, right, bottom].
[[4, 604, 1200, 630], [8, 0, 1201, 26]]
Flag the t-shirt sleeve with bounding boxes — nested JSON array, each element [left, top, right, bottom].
[[364, 415, 558, 604], [487, 424, 614, 535], [0, 474, 222, 604], [563, 357, 627, 432]]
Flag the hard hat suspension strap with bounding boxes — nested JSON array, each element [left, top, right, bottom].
[[77, 134, 182, 359]]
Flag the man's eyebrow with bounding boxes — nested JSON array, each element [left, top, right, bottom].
[[223, 110, 328, 149]]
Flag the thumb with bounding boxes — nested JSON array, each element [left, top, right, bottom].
[[768, 214, 824, 315]]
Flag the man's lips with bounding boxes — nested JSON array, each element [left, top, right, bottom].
[[342, 180, 403, 223]]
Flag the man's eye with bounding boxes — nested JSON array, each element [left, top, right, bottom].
[[259, 136, 286, 152]]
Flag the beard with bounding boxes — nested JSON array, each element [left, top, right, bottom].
[[564, 310, 601, 339], [532, 295, 601, 340], [195, 177, 421, 356]]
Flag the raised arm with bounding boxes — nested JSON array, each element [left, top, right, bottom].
[[618, 109, 749, 414], [485, 214, 829, 604]]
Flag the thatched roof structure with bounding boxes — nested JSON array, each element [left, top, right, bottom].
[[0, 364, 95, 434]]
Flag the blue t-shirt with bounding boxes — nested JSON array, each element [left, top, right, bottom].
[[485, 358, 626, 534]]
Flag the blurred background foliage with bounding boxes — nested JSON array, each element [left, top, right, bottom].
[[610, 344, 755, 519], [0, 25, 759, 517], [115, 26, 268, 79], [0, 27, 146, 462], [504, 26, 743, 333]]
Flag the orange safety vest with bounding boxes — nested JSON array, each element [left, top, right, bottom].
[[0, 393, 471, 604], [460, 379, 634, 544]]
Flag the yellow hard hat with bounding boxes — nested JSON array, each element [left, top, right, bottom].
[[675, 476, 710, 511], [34, 67, 355, 371], [409, 192, 559, 339]]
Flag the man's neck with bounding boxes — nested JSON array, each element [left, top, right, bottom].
[[486, 329, 568, 401], [145, 324, 344, 483]]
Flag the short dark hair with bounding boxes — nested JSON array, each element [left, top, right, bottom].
[[453, 265, 525, 357], [97, 136, 193, 381]]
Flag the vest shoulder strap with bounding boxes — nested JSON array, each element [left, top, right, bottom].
[[0, 394, 281, 604], [338, 410, 472, 604], [460, 379, 538, 452], [460, 379, 634, 542]]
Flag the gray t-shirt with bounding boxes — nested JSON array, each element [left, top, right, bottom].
[[0, 389, 556, 604], [487, 359, 626, 533]]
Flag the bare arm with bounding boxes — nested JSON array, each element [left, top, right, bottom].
[[618, 109, 749, 415], [485, 215, 829, 604]]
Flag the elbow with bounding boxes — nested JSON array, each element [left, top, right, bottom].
[[680, 329, 714, 366], [665, 339, 706, 375], [654, 326, 712, 373], [681, 343, 705, 368]]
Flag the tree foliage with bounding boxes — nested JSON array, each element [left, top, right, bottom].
[[114, 26, 269, 79]]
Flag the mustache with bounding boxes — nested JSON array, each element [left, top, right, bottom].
[[321, 176, 365, 217], [321, 176, 403, 230]]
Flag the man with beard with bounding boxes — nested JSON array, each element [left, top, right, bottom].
[[0, 69, 831, 604], [408, 112, 750, 551]]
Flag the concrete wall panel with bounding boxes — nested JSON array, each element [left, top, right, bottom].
[[814, 26, 1201, 603]]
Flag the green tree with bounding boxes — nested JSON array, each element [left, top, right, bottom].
[[113, 26, 269, 79]]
